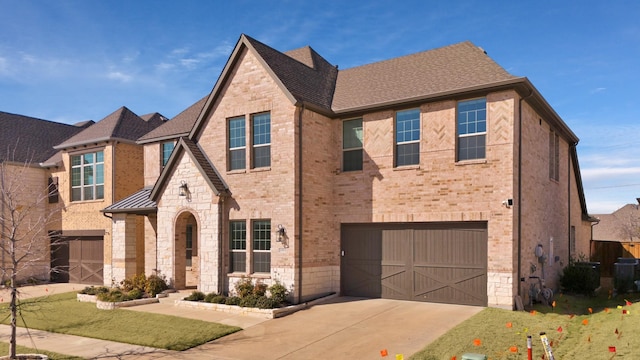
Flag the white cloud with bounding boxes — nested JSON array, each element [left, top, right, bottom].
[[590, 87, 606, 94], [107, 71, 132, 82], [180, 58, 199, 69], [155, 62, 174, 71], [582, 167, 640, 181], [0, 56, 8, 75]]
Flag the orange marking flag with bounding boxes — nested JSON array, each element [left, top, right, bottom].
[[473, 338, 482, 346], [380, 349, 388, 357]]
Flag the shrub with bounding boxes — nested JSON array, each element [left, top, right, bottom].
[[559, 259, 599, 296], [204, 292, 218, 303], [253, 282, 268, 297], [256, 296, 277, 309], [239, 294, 261, 307], [225, 296, 241, 306], [127, 288, 143, 300], [121, 274, 147, 292], [97, 289, 126, 302], [185, 291, 206, 301], [79, 286, 109, 295], [210, 295, 227, 304], [268, 282, 289, 305], [234, 276, 254, 298], [145, 274, 169, 297]]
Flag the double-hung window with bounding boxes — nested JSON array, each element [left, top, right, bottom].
[[161, 141, 175, 167], [228, 116, 246, 170], [252, 113, 271, 168], [230, 221, 247, 272], [343, 118, 363, 171], [252, 220, 271, 273], [395, 109, 420, 166], [457, 98, 487, 161], [71, 151, 104, 201]]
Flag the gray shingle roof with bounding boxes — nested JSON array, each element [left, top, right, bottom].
[[0, 111, 89, 163], [593, 204, 640, 242], [138, 96, 207, 144], [55, 106, 165, 149], [102, 186, 156, 214]]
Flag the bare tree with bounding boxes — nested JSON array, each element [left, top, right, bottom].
[[616, 203, 640, 242], [0, 159, 63, 359]]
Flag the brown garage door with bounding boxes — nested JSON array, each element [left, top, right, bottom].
[[341, 222, 487, 306], [51, 236, 104, 285]]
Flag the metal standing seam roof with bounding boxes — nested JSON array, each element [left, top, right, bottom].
[[102, 186, 156, 214]]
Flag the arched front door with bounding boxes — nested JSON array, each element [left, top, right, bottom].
[[174, 212, 198, 289]]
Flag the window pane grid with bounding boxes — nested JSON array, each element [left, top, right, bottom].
[[343, 119, 363, 171], [457, 99, 487, 161], [161, 141, 175, 166], [230, 221, 246, 272], [395, 109, 420, 166], [252, 220, 271, 273], [71, 151, 104, 201], [252, 113, 271, 168]]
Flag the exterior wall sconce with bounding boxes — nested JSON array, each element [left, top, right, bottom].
[[178, 181, 189, 197], [276, 224, 286, 242]]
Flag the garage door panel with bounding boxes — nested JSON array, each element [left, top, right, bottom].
[[52, 236, 103, 285], [342, 222, 487, 306]]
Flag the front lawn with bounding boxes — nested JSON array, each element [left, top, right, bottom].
[[410, 292, 640, 359], [0, 292, 241, 351]]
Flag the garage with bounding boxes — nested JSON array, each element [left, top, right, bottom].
[[341, 222, 487, 306], [51, 236, 104, 285]]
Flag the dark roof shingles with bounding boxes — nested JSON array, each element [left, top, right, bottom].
[[0, 111, 87, 163], [138, 96, 207, 143]]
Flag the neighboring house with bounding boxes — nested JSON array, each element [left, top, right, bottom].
[[103, 34, 594, 309], [0, 111, 90, 283], [592, 201, 640, 276], [41, 107, 166, 284]]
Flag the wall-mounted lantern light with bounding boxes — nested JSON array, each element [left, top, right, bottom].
[[276, 224, 286, 242], [178, 181, 189, 197]]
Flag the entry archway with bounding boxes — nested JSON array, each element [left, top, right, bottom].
[[174, 211, 198, 289]]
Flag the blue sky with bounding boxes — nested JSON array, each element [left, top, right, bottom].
[[1, 1, 638, 214]]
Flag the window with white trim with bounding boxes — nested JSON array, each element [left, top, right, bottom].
[[71, 151, 104, 201], [395, 109, 420, 166], [457, 98, 487, 161], [252, 112, 271, 168], [343, 118, 363, 171], [228, 116, 246, 170], [230, 221, 247, 273], [252, 220, 271, 273]]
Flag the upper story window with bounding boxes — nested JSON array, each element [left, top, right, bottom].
[[161, 141, 175, 167], [395, 109, 420, 166], [228, 116, 246, 171], [252, 112, 271, 168], [457, 98, 487, 161], [343, 118, 363, 171], [71, 150, 104, 201], [549, 129, 560, 181]]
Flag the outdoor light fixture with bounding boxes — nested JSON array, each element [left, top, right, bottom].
[[276, 224, 286, 242], [178, 181, 189, 197]]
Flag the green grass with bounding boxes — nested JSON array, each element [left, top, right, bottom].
[[410, 292, 640, 360], [0, 292, 241, 351], [0, 343, 82, 360]]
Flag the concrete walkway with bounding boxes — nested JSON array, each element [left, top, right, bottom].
[[0, 284, 483, 359]]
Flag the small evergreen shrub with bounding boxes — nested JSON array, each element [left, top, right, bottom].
[[239, 294, 260, 307], [185, 291, 206, 301], [79, 286, 109, 295], [256, 296, 277, 309], [145, 274, 169, 297], [253, 282, 268, 297], [225, 296, 241, 306], [121, 274, 147, 292], [268, 282, 289, 305], [204, 292, 218, 303], [210, 295, 227, 304], [97, 289, 126, 302], [127, 288, 143, 300], [235, 276, 254, 298], [559, 258, 599, 296]]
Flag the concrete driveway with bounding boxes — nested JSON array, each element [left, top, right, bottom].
[[177, 296, 483, 360]]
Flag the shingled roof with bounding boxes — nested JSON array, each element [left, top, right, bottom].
[[137, 96, 207, 144], [332, 41, 518, 112], [55, 106, 166, 149], [593, 204, 640, 242], [150, 137, 229, 202], [0, 111, 90, 163]]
